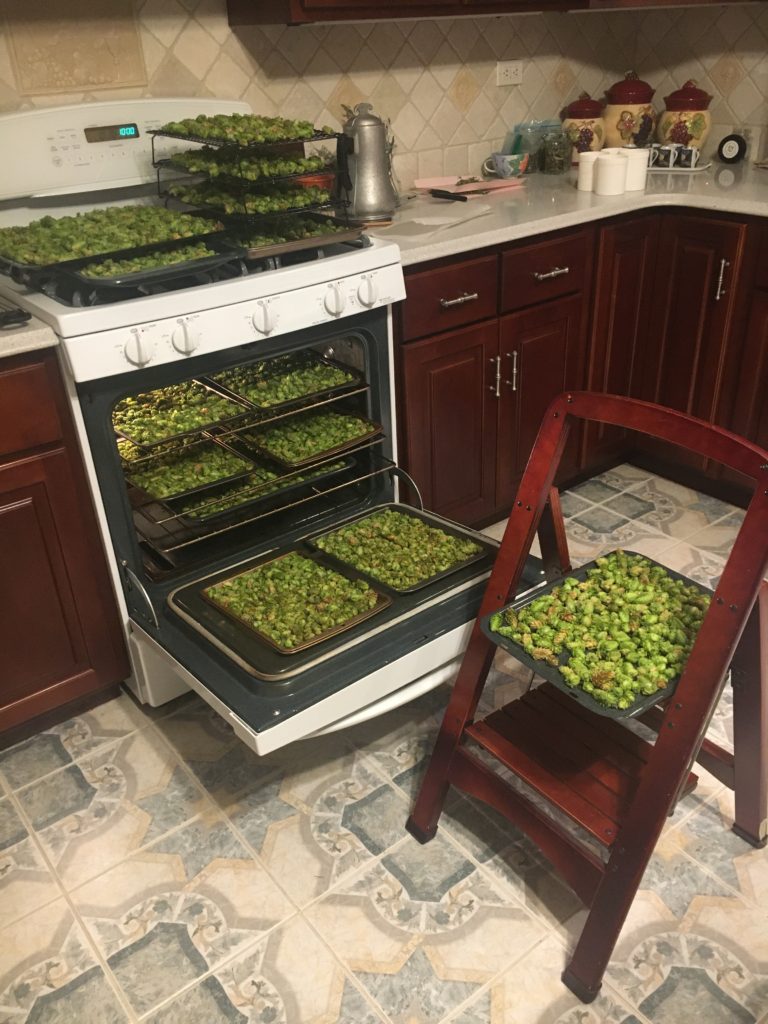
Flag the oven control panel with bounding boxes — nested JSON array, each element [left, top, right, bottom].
[[63, 263, 406, 381]]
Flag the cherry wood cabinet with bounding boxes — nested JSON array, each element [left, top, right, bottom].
[[581, 214, 658, 471], [637, 213, 747, 471], [228, 0, 736, 22], [729, 289, 768, 453], [397, 229, 591, 526], [0, 350, 129, 735], [400, 321, 499, 523], [498, 294, 585, 508]]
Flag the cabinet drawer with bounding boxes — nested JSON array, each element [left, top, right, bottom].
[[757, 226, 768, 290], [501, 229, 592, 313], [400, 254, 498, 341], [0, 357, 63, 458]]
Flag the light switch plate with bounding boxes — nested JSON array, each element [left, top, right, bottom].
[[496, 61, 523, 87]]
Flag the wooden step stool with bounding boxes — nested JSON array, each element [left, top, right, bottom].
[[406, 392, 768, 1003]]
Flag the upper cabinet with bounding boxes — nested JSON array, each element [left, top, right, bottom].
[[227, 0, 582, 25], [228, 0, 735, 23]]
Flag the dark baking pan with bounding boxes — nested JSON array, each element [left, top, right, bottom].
[[200, 549, 391, 655], [236, 410, 383, 470], [113, 379, 251, 451], [306, 503, 496, 594], [168, 454, 354, 526], [0, 220, 224, 289], [205, 350, 364, 413], [125, 437, 254, 503], [62, 237, 246, 290], [479, 550, 712, 720]]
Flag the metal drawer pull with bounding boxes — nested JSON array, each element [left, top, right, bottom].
[[490, 355, 501, 398], [505, 351, 519, 392], [715, 258, 730, 302], [440, 291, 479, 309], [533, 266, 570, 282]]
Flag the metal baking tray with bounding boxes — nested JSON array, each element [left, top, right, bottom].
[[236, 220, 366, 260], [157, 156, 336, 189], [306, 503, 497, 594], [113, 379, 252, 451], [0, 221, 223, 289], [201, 549, 391, 655], [62, 237, 246, 290], [206, 351, 364, 412], [163, 190, 341, 223], [126, 437, 255, 503], [237, 411, 383, 469], [479, 550, 713, 720], [168, 503, 501, 680], [168, 454, 354, 526]]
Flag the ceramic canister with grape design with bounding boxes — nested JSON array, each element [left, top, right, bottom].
[[562, 93, 605, 163], [656, 80, 713, 148], [603, 71, 656, 148]]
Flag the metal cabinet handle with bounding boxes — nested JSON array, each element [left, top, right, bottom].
[[504, 351, 519, 392], [714, 258, 730, 302], [440, 291, 479, 309], [490, 355, 501, 398], [121, 560, 159, 630], [533, 266, 570, 282]]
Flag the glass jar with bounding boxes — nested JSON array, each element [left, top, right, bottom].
[[542, 131, 572, 175]]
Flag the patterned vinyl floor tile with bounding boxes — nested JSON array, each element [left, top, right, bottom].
[[70, 816, 295, 1018], [3, 464, 762, 1024], [144, 915, 386, 1024], [0, 694, 147, 792], [306, 829, 548, 1023], [0, 897, 132, 1023], [13, 729, 208, 891], [0, 797, 61, 931]]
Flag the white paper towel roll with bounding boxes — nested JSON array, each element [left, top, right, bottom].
[[621, 147, 650, 191], [594, 154, 627, 196], [577, 151, 600, 191]]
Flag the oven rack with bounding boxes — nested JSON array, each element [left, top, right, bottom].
[[150, 128, 341, 155], [134, 447, 394, 568], [154, 157, 336, 191]]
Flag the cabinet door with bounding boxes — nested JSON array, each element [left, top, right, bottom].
[[400, 322, 499, 524], [0, 449, 128, 731], [498, 294, 585, 510], [640, 213, 746, 469], [729, 289, 768, 452], [582, 215, 658, 471]]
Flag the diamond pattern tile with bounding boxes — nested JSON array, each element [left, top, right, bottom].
[[0, 3, 765, 189]]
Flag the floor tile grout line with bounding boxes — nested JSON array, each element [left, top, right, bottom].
[[2, 780, 142, 1024]]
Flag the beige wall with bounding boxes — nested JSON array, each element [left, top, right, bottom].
[[0, 1, 765, 187]]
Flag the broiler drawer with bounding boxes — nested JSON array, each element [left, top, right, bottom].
[[401, 254, 498, 341], [501, 229, 592, 313]]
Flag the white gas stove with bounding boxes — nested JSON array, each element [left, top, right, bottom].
[[0, 99, 523, 756]]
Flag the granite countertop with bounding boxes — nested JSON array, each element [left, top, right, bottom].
[[373, 164, 768, 266], [0, 313, 58, 359]]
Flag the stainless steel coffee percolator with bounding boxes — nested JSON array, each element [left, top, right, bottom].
[[340, 103, 398, 221]]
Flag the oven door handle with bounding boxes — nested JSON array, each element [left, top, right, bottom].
[[390, 465, 425, 511], [121, 561, 159, 630]]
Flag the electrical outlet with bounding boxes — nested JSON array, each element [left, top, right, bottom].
[[496, 60, 523, 87]]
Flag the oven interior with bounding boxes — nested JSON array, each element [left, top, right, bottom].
[[76, 307, 543, 738]]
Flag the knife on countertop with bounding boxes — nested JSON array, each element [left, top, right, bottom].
[[429, 188, 469, 201], [0, 299, 32, 330]]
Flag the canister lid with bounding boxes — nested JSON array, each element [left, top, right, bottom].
[[606, 71, 655, 104], [565, 92, 604, 118], [343, 102, 384, 132], [664, 80, 713, 111]]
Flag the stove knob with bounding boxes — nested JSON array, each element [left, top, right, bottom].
[[357, 276, 378, 308], [171, 322, 200, 356], [324, 283, 346, 318], [123, 332, 153, 367], [251, 301, 274, 335]]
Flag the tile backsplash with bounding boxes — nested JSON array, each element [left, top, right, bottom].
[[0, 1, 765, 186]]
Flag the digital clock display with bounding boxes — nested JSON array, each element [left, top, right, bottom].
[[84, 123, 140, 144]]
